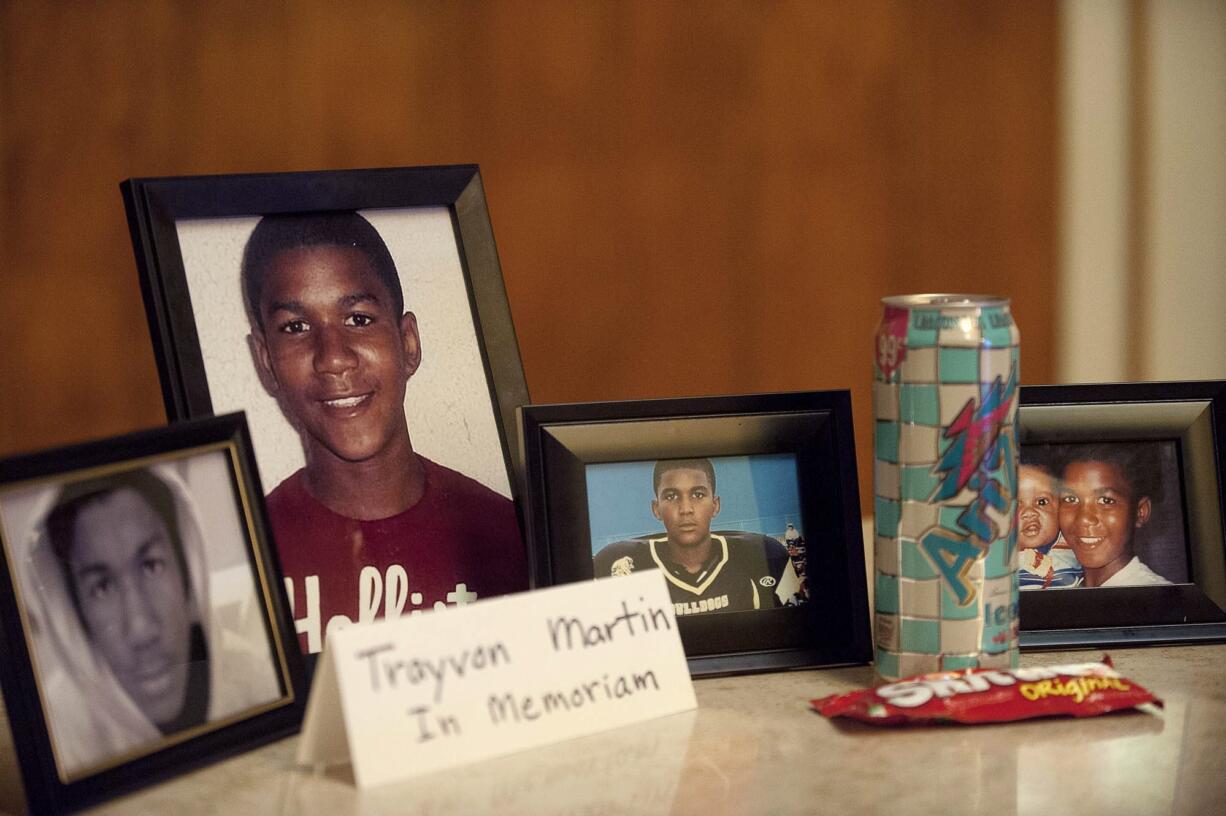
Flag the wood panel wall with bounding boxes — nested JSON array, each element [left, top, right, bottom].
[[0, 1, 1057, 512]]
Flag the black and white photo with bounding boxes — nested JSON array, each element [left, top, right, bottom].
[[0, 415, 304, 813]]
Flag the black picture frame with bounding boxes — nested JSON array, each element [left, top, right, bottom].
[[0, 413, 306, 815], [122, 166, 532, 663], [1018, 381, 1226, 649], [521, 391, 871, 677], [121, 163, 529, 497]]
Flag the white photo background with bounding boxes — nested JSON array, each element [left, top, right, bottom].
[[175, 208, 511, 498]]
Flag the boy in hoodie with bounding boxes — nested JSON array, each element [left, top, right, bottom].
[[30, 463, 280, 776]]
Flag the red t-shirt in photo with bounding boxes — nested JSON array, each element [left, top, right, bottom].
[[265, 456, 528, 655]]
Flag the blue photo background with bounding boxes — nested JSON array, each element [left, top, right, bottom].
[[585, 453, 802, 555]]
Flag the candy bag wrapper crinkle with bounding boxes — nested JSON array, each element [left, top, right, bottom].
[[812, 657, 1160, 725]]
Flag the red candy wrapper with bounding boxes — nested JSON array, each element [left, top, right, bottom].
[[812, 657, 1160, 725]]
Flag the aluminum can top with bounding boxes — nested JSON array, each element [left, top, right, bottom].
[[881, 293, 1010, 309]]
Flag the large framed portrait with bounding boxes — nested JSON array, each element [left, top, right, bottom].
[[0, 414, 305, 814], [1018, 381, 1226, 648], [122, 167, 530, 660], [521, 391, 872, 676]]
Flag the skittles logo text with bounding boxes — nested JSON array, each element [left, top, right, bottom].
[[919, 366, 1018, 606]]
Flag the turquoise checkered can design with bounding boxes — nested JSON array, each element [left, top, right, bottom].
[[873, 294, 1019, 681]]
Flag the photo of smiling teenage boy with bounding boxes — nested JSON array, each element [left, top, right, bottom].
[[592, 458, 802, 616], [1057, 445, 1171, 588], [242, 212, 527, 655]]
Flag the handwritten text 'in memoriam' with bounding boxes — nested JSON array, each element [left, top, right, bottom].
[[352, 596, 675, 743]]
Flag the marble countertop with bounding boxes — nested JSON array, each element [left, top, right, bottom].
[[4, 645, 1224, 815]]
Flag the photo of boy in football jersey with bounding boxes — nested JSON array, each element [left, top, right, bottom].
[[592, 457, 804, 617]]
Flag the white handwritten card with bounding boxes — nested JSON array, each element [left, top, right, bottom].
[[297, 570, 697, 788]]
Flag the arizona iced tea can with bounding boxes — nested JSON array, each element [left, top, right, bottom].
[[872, 294, 1020, 681]]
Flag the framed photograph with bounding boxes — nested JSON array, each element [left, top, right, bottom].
[[1018, 381, 1226, 648], [0, 413, 306, 814], [122, 166, 530, 660], [521, 391, 871, 676]]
